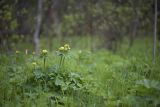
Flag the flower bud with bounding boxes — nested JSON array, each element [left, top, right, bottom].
[[64, 44, 71, 50], [16, 50, 20, 54], [32, 62, 37, 66], [42, 49, 48, 55], [59, 47, 65, 51]]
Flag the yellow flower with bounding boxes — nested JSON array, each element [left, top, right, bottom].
[[59, 47, 65, 51], [32, 62, 37, 66], [15, 50, 20, 54], [42, 49, 48, 55], [64, 44, 70, 50], [58, 44, 71, 53], [64, 48, 68, 51]]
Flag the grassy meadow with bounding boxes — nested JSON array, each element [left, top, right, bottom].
[[0, 36, 160, 107]]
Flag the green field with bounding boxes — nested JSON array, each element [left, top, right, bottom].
[[0, 37, 160, 107]]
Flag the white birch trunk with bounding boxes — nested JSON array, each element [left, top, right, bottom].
[[153, 0, 157, 63], [33, 0, 43, 54]]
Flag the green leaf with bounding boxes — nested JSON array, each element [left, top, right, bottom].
[[136, 79, 160, 90], [55, 76, 65, 86]]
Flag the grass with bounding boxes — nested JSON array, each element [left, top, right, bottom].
[[0, 36, 160, 107]]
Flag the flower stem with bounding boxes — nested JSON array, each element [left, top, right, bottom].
[[62, 56, 65, 68], [59, 55, 63, 68], [44, 57, 46, 69]]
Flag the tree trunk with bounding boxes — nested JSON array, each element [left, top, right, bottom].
[[153, 0, 157, 63], [129, 0, 139, 47], [52, 0, 62, 41], [129, 17, 139, 47], [33, 0, 43, 54]]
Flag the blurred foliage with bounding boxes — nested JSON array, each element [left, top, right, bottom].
[[0, 0, 158, 52]]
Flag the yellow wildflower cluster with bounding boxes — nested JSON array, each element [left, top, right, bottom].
[[59, 44, 71, 52]]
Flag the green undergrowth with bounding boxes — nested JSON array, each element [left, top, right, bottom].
[[0, 38, 160, 107]]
